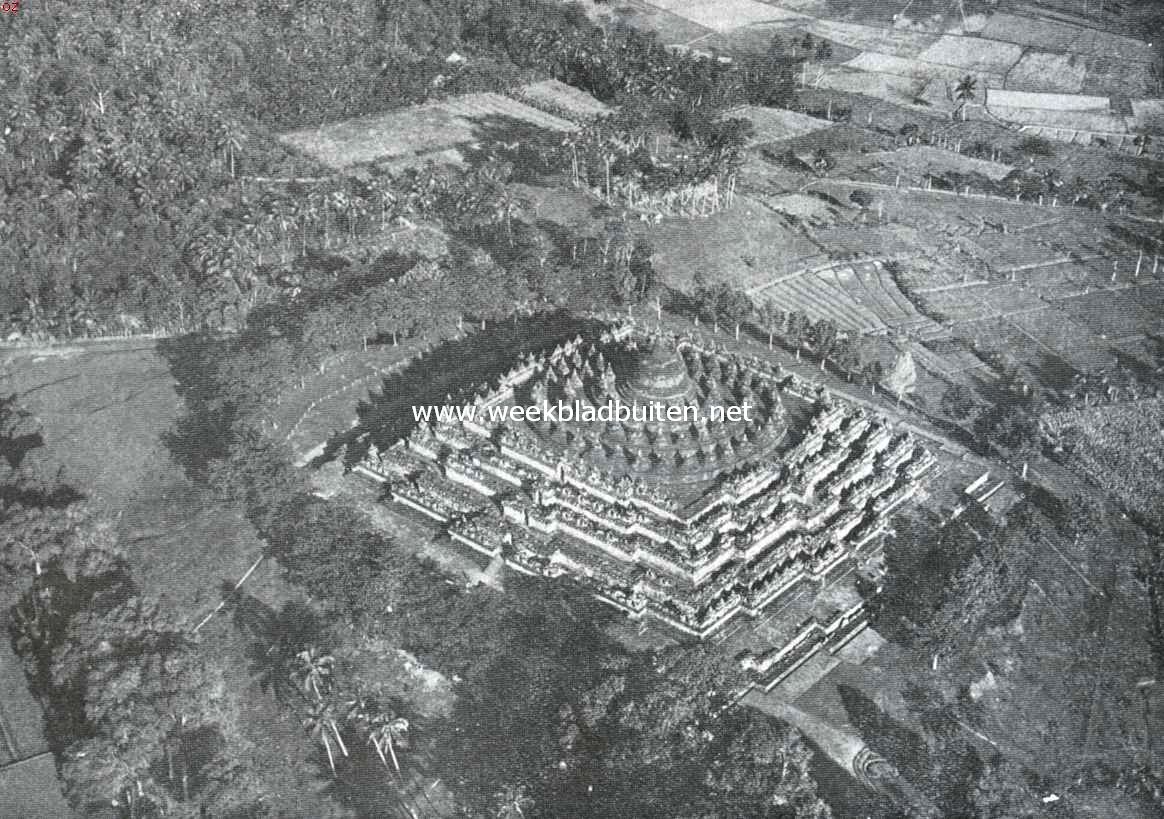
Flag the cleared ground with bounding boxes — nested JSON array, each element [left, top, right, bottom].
[[280, 92, 580, 170]]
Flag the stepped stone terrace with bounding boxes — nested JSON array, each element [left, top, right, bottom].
[[357, 327, 935, 644]]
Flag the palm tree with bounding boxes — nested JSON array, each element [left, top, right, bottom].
[[494, 783, 534, 818], [214, 119, 247, 178], [303, 700, 349, 776], [953, 75, 977, 121], [368, 711, 409, 773], [292, 646, 335, 701], [1133, 130, 1151, 157]]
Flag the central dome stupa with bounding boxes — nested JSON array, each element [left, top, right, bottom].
[[618, 337, 700, 406]]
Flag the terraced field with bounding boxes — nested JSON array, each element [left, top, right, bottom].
[[752, 258, 943, 337]]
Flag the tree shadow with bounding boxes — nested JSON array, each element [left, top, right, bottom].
[[227, 591, 327, 704], [460, 113, 571, 185], [324, 310, 605, 468], [837, 684, 931, 790], [157, 333, 237, 481], [1035, 351, 1081, 396]]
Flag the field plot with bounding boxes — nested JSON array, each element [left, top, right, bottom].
[[758, 270, 882, 333], [1132, 99, 1164, 131], [811, 225, 918, 258], [1041, 399, 1164, 529], [747, 256, 941, 337], [762, 192, 843, 224], [986, 89, 1109, 112], [613, 0, 714, 44], [1009, 310, 1113, 370], [988, 105, 1129, 135], [730, 105, 833, 144], [916, 338, 987, 375], [919, 282, 1045, 325], [280, 92, 578, 170], [800, 18, 937, 58], [815, 69, 947, 110], [1056, 288, 1164, 341], [641, 0, 791, 31], [651, 200, 823, 292], [917, 35, 1022, 76], [1079, 54, 1156, 99], [978, 13, 1155, 62], [844, 52, 978, 84], [1005, 51, 1087, 94], [518, 79, 611, 120], [858, 146, 1014, 184]]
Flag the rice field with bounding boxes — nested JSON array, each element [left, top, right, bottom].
[[280, 92, 579, 170], [751, 257, 942, 337]]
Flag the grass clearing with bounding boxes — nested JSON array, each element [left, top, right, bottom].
[[917, 34, 1023, 76], [608, 0, 715, 45], [1005, 51, 1088, 94], [644, 0, 793, 32], [844, 52, 972, 84], [518, 78, 611, 119], [730, 104, 834, 144], [280, 92, 579, 170], [815, 69, 947, 110], [649, 197, 823, 291], [2, 344, 182, 511], [979, 12, 1155, 62], [862, 145, 1015, 183]]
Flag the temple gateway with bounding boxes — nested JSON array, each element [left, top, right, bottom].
[[358, 327, 935, 686]]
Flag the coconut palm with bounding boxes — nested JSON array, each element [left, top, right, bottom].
[[953, 75, 977, 121], [367, 710, 409, 773], [291, 646, 335, 701], [303, 699, 349, 776], [214, 118, 247, 178], [1133, 130, 1151, 157], [494, 783, 534, 818]]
